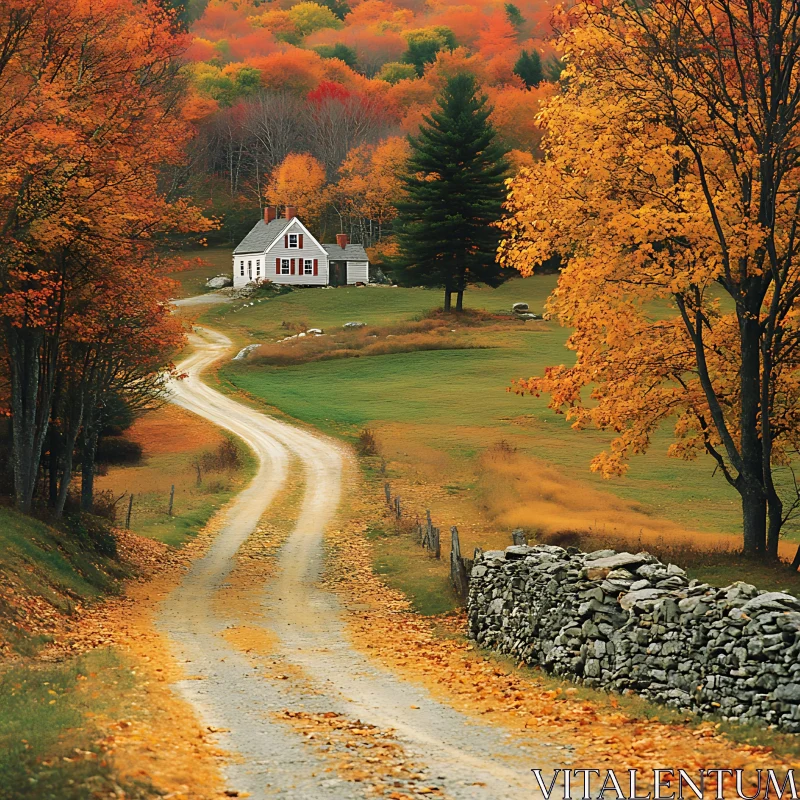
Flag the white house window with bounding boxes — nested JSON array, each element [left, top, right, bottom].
[[304, 259, 313, 275], [281, 259, 290, 275], [240, 260, 244, 276], [248, 260, 252, 279], [288, 234, 299, 248], [256, 260, 260, 277]]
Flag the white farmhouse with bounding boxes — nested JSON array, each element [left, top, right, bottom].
[[232, 206, 369, 289]]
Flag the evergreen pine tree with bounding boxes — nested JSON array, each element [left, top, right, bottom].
[[513, 49, 542, 88], [505, 3, 524, 28], [394, 74, 509, 311]]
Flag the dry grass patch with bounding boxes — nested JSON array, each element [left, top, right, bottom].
[[247, 308, 533, 368]]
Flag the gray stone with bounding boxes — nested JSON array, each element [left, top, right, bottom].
[[585, 658, 601, 678], [343, 321, 367, 329], [773, 683, 800, 702], [206, 275, 233, 289], [583, 552, 650, 579], [742, 592, 800, 613], [505, 545, 535, 559], [620, 588, 666, 611], [511, 302, 529, 313]]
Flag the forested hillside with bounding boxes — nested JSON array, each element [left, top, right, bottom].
[[172, 0, 559, 246]]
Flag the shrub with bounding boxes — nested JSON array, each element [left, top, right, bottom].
[[64, 487, 118, 522], [200, 439, 242, 472], [95, 436, 142, 466], [281, 319, 311, 333], [89, 490, 119, 522], [357, 428, 379, 457]]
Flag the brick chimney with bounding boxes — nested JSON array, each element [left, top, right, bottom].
[[284, 206, 298, 220], [336, 233, 349, 249], [264, 205, 277, 223]]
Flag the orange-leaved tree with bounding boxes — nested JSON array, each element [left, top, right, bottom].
[[499, 0, 800, 559], [332, 136, 409, 245], [0, 0, 206, 513], [265, 153, 328, 221]]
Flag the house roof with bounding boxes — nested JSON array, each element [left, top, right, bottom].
[[233, 217, 370, 263], [322, 243, 369, 261], [233, 218, 290, 255]]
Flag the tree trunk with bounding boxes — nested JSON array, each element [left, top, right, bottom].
[[443, 285, 452, 311], [741, 488, 767, 557], [739, 313, 766, 555], [48, 431, 60, 509], [54, 400, 84, 519], [766, 491, 783, 561], [7, 326, 48, 513], [80, 424, 99, 513], [455, 287, 464, 311]]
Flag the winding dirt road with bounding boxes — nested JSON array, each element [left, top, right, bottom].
[[159, 323, 552, 799]]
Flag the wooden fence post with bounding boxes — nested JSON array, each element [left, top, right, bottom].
[[384, 482, 391, 505], [125, 494, 134, 530], [168, 484, 175, 516], [424, 509, 433, 549], [394, 496, 401, 518], [450, 526, 469, 601], [432, 527, 440, 559]]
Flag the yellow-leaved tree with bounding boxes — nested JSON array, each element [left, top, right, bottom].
[[265, 153, 328, 222], [499, 0, 800, 560], [332, 136, 409, 245]]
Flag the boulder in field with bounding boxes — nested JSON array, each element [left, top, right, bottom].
[[206, 275, 233, 289], [343, 321, 366, 329], [512, 302, 529, 313]]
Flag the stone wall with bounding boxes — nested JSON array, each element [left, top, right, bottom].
[[467, 544, 800, 732]]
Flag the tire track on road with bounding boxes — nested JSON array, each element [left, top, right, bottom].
[[159, 323, 552, 799]]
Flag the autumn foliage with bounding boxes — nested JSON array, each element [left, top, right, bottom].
[[500, 0, 800, 558], [181, 0, 557, 245], [0, 0, 206, 515]]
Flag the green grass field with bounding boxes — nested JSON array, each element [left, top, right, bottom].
[[167, 247, 233, 298], [201, 275, 761, 541]]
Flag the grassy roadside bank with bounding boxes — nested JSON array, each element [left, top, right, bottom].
[[0, 404, 251, 799]]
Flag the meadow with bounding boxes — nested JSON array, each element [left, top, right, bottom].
[[197, 272, 768, 541], [96, 405, 254, 548], [176, 260, 800, 598]]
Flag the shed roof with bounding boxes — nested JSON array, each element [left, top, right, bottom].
[[233, 219, 290, 255], [322, 243, 369, 261]]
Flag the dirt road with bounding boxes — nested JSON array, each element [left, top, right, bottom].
[[159, 324, 552, 799]]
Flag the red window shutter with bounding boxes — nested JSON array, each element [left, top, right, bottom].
[[284, 234, 288, 248], [276, 258, 280, 275], [299, 233, 304, 249], [313, 258, 318, 276], [291, 258, 295, 275]]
